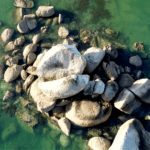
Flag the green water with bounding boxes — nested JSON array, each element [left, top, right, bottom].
[[0, 0, 150, 149]]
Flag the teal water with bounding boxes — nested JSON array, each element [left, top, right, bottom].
[[0, 0, 150, 149]]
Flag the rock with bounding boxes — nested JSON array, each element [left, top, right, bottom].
[[58, 26, 69, 38], [1, 28, 14, 43], [15, 81, 22, 93], [88, 137, 111, 150], [30, 79, 56, 112], [102, 80, 119, 102], [17, 19, 29, 33], [114, 89, 141, 114], [14, 36, 25, 46], [5, 41, 15, 51], [66, 100, 112, 127], [15, 8, 24, 22], [83, 47, 105, 73], [26, 53, 36, 65], [23, 75, 34, 91], [58, 117, 71, 136], [0, 63, 4, 79], [6, 56, 19, 66], [129, 78, 150, 104], [37, 44, 86, 80], [83, 81, 95, 96], [23, 14, 36, 19], [26, 18, 37, 31], [14, 0, 34, 8], [129, 55, 142, 67], [32, 34, 42, 44], [26, 66, 36, 75], [118, 73, 134, 88], [36, 6, 55, 17], [133, 42, 144, 51], [103, 61, 120, 80], [23, 44, 37, 60], [38, 74, 89, 100], [21, 70, 28, 80], [58, 14, 62, 24], [109, 119, 150, 150], [3, 90, 14, 101], [4, 65, 22, 83]]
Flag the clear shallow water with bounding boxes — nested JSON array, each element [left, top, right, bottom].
[[0, 0, 150, 149]]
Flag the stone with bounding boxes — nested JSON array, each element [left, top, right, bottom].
[[23, 75, 34, 91], [32, 34, 42, 44], [14, 0, 34, 8], [83, 81, 95, 96], [23, 14, 36, 19], [14, 36, 25, 46], [58, 117, 71, 136], [26, 66, 36, 75], [1, 28, 14, 43], [66, 100, 112, 127], [102, 80, 119, 102], [15, 8, 24, 22], [129, 55, 142, 67], [36, 6, 55, 17], [129, 78, 150, 104], [6, 56, 19, 66], [4, 65, 22, 83], [58, 26, 69, 38], [38, 74, 89, 100], [3, 90, 14, 101], [5, 41, 15, 51], [26, 53, 36, 65], [23, 44, 37, 60], [17, 19, 29, 33], [118, 73, 134, 88], [26, 18, 37, 31], [37, 44, 86, 80], [30, 79, 56, 112], [21, 70, 28, 80], [114, 89, 141, 114], [83, 47, 105, 73], [88, 137, 111, 150], [109, 119, 150, 150], [133, 42, 144, 51]]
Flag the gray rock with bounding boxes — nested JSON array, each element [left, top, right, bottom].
[[109, 119, 150, 150], [3, 90, 14, 101], [58, 26, 69, 38], [17, 19, 29, 33], [36, 6, 55, 17], [4, 65, 22, 83], [102, 80, 119, 102], [37, 44, 86, 80], [26, 52, 36, 65], [23, 14, 36, 19], [83, 47, 105, 73], [129, 55, 142, 67], [129, 78, 150, 104], [66, 100, 112, 127], [14, 36, 25, 46], [23, 75, 34, 91], [88, 137, 111, 150], [114, 89, 141, 114], [38, 75, 89, 100], [14, 0, 34, 8], [103, 61, 120, 80], [26, 18, 37, 30], [1, 28, 14, 43], [21, 69, 28, 80], [118, 73, 134, 88]]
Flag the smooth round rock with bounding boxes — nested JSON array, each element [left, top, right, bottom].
[[1, 28, 14, 43], [26, 53, 36, 65], [129, 55, 142, 67]]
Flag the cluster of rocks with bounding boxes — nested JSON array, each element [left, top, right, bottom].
[[0, 1, 150, 150]]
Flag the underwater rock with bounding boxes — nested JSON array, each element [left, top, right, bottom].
[[37, 44, 86, 80], [4, 64, 22, 83], [66, 100, 112, 127], [38, 74, 89, 99], [109, 119, 150, 150], [14, 36, 25, 46], [129, 55, 142, 67], [1, 28, 14, 43], [36, 6, 55, 17], [58, 26, 69, 38], [26, 66, 37, 75], [59, 134, 70, 148], [3, 90, 14, 101], [129, 78, 150, 104], [114, 89, 141, 114], [83, 47, 105, 73], [14, 0, 34, 8], [88, 136, 111, 150], [133, 42, 144, 51]]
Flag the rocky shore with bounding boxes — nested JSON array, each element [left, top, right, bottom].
[[0, 0, 150, 149]]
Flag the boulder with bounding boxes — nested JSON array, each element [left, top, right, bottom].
[[21, 69, 28, 80], [26, 18, 37, 31], [14, 36, 25, 46], [36, 6, 55, 17], [57, 117, 71, 136], [37, 44, 86, 80], [88, 137, 111, 150], [38, 75, 89, 99], [30, 79, 56, 112], [102, 80, 119, 102], [66, 100, 112, 127], [1, 28, 14, 43], [23, 75, 34, 91], [83, 47, 105, 73], [129, 78, 150, 104], [5, 41, 15, 51], [129, 55, 142, 67], [4, 65, 22, 83], [109, 119, 150, 150], [114, 89, 141, 114], [26, 52, 36, 65], [14, 0, 34, 8], [58, 26, 69, 38]]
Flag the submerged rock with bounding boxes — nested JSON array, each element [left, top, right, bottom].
[[129, 55, 142, 67], [66, 100, 112, 127], [88, 137, 111, 150], [83, 47, 105, 73], [109, 119, 150, 150], [14, 0, 34, 8], [37, 44, 86, 80], [1, 28, 14, 43], [3, 90, 14, 101]]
